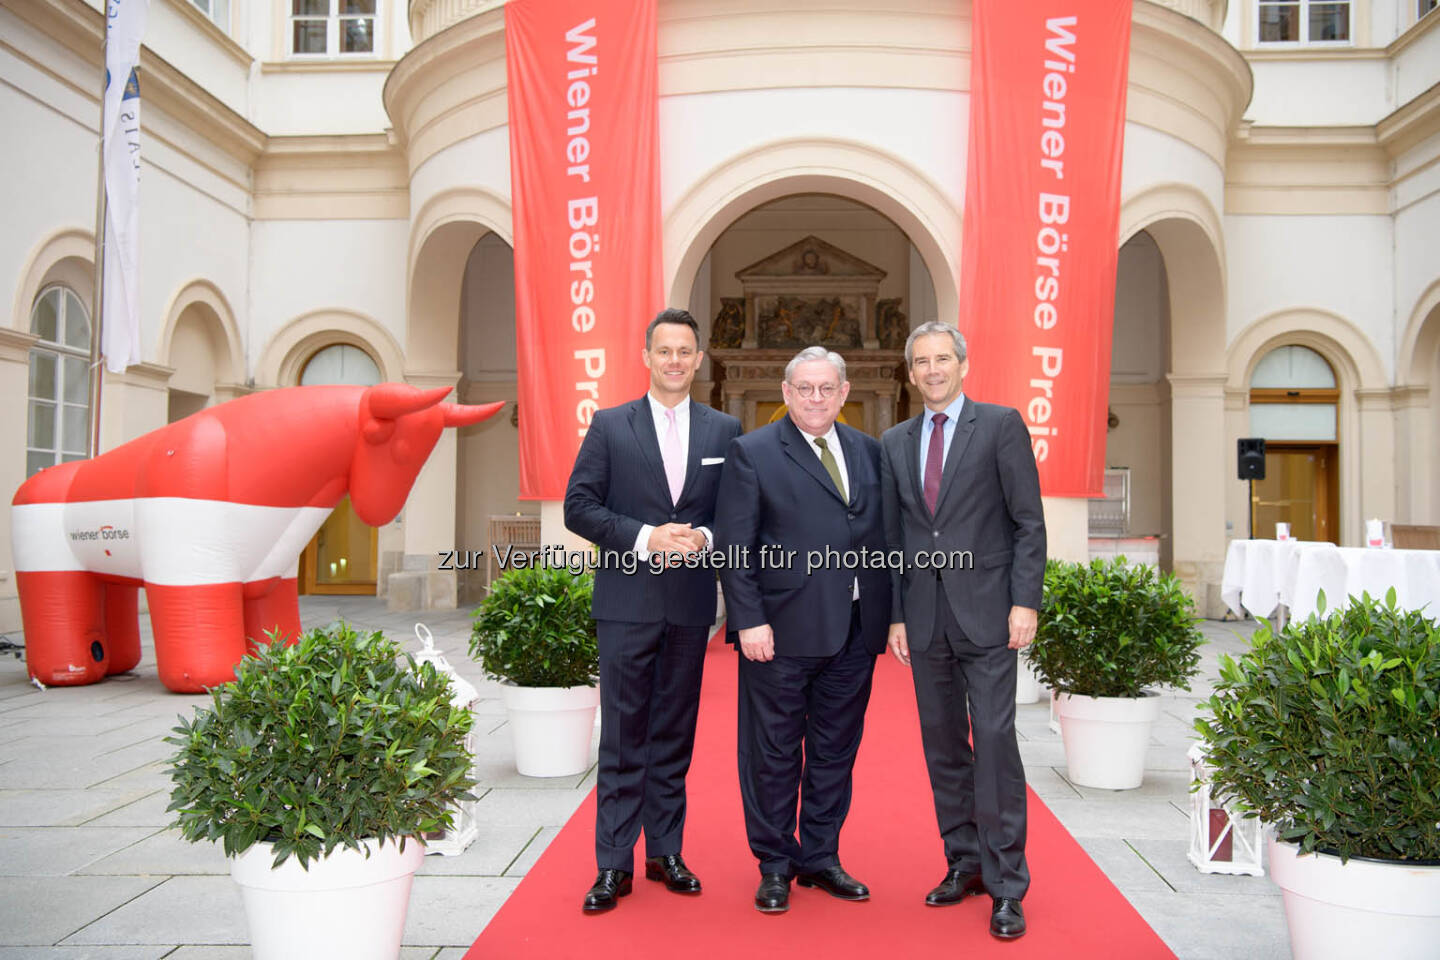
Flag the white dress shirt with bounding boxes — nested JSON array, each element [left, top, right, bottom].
[[802, 421, 858, 599], [634, 394, 713, 558]]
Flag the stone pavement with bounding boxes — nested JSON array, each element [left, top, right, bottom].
[[0, 598, 1290, 958]]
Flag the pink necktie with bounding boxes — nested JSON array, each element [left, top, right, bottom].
[[663, 407, 685, 503]]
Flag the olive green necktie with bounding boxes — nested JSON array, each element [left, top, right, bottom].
[[813, 437, 847, 501]]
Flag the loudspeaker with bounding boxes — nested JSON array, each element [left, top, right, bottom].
[[1237, 438, 1266, 481]]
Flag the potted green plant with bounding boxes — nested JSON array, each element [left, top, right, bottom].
[[1196, 590, 1440, 960], [166, 622, 476, 960], [470, 563, 600, 777], [1027, 557, 1203, 789]]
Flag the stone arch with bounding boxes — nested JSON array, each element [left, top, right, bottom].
[[1398, 277, 1440, 388], [255, 309, 406, 388], [157, 279, 245, 387], [663, 137, 960, 326], [1226, 308, 1384, 394], [1119, 183, 1226, 376], [1394, 279, 1440, 522], [1227, 308, 1389, 545], [407, 187, 512, 373], [12, 229, 95, 333]]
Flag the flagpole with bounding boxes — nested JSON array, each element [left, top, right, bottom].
[[90, 32, 108, 460]]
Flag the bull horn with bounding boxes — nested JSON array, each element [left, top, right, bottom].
[[441, 401, 505, 427], [365, 383, 453, 420]]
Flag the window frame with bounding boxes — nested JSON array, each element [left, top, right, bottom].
[[288, 0, 380, 59], [27, 285, 93, 477], [187, 0, 231, 32], [1255, 0, 1354, 46]]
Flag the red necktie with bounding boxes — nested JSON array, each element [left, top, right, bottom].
[[924, 412, 948, 514]]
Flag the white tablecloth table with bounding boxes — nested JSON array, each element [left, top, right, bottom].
[[1221, 539, 1440, 623]]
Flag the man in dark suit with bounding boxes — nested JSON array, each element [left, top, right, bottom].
[[880, 321, 1046, 940], [564, 308, 742, 913], [714, 346, 891, 914]]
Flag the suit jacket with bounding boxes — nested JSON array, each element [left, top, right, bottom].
[[715, 416, 891, 657], [564, 397, 743, 626], [880, 399, 1046, 650]]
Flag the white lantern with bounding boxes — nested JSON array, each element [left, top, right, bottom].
[[412, 623, 480, 857], [1186, 742, 1264, 876]]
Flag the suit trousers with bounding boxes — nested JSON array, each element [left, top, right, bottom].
[[594, 618, 710, 873], [911, 581, 1031, 899], [737, 603, 876, 876]]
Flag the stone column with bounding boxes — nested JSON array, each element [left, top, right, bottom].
[[0, 328, 40, 633], [1392, 385, 1432, 523], [1355, 388, 1396, 543], [1042, 497, 1089, 564], [1168, 374, 1228, 617]]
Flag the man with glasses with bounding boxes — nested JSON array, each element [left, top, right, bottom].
[[714, 346, 892, 914]]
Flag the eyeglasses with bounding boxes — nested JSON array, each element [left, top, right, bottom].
[[789, 382, 839, 399]]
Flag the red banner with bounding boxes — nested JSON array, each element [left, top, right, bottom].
[[958, 1, 1131, 498], [506, 0, 662, 500]]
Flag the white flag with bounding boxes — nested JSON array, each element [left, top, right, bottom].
[[101, 0, 149, 374]]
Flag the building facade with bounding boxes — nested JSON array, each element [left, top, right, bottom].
[[2, 0, 1438, 631]]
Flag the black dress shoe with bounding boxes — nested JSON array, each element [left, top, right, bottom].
[[755, 873, 791, 913], [582, 869, 633, 913], [990, 897, 1026, 939], [645, 854, 702, 893], [925, 868, 985, 906], [795, 864, 869, 901]]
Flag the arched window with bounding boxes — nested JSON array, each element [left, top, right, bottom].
[[297, 342, 382, 596], [27, 286, 92, 477], [1248, 345, 1339, 543], [300, 343, 381, 386]]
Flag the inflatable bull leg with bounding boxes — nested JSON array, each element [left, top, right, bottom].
[[15, 570, 108, 685], [146, 582, 247, 693], [242, 577, 302, 656]]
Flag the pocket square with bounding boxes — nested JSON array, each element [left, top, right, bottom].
[[701, 457, 725, 465]]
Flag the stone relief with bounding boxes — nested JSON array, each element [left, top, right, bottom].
[[711, 297, 745, 349], [875, 298, 908, 351], [757, 295, 862, 349]]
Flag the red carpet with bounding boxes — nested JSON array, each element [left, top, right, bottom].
[[467, 633, 1175, 958]]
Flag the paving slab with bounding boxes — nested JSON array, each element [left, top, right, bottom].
[[81, 790, 175, 829], [400, 876, 522, 946], [415, 823, 541, 877], [0, 789, 158, 827], [61, 877, 246, 946], [1124, 889, 1292, 960], [0, 876, 162, 945], [469, 788, 588, 830], [0, 947, 170, 959], [0, 827, 157, 877], [78, 828, 229, 877]]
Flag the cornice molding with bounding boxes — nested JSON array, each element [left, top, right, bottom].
[[1377, 82, 1440, 159], [260, 59, 398, 74], [254, 134, 409, 219], [1387, 8, 1440, 58], [0, 328, 42, 365]]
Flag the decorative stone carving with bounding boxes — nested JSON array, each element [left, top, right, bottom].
[[711, 297, 745, 349], [757, 295, 861, 349], [875, 298, 908, 351]]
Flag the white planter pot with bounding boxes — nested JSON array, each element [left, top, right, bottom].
[[502, 683, 600, 777], [1015, 658, 1043, 704], [1054, 690, 1161, 789], [1269, 837, 1440, 960], [230, 836, 424, 960]]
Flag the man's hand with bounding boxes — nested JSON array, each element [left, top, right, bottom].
[[888, 622, 910, 666], [739, 624, 775, 662], [1007, 605, 1038, 650], [647, 523, 704, 565]]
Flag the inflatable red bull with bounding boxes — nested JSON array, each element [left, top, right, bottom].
[[11, 383, 501, 693]]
